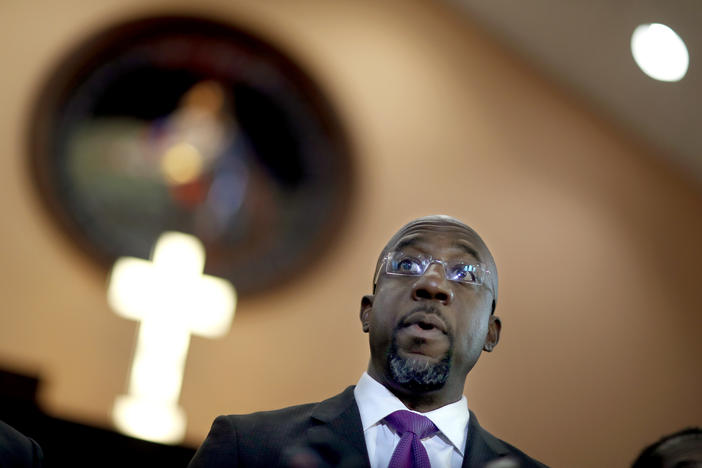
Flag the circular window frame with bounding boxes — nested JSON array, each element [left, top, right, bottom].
[[27, 15, 354, 296]]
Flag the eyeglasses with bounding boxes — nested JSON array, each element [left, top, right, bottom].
[[375, 251, 491, 288]]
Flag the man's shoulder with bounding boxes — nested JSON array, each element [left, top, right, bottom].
[[480, 431, 548, 468], [218, 385, 357, 429], [0, 421, 43, 468], [188, 386, 360, 468], [221, 400, 318, 426], [468, 411, 549, 468]]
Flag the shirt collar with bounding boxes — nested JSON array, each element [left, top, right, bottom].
[[354, 372, 469, 455]]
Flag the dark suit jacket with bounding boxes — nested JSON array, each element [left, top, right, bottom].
[[0, 421, 43, 468], [188, 386, 547, 468]]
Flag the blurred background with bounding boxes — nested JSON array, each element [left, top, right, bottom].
[[1, 0, 701, 467]]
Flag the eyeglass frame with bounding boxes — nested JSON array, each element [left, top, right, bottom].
[[373, 250, 493, 292]]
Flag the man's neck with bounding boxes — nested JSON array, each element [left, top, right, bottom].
[[367, 368, 463, 413]]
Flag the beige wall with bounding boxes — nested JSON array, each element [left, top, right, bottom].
[[1, 1, 701, 467]]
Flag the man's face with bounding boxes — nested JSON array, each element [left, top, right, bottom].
[[361, 221, 500, 397]]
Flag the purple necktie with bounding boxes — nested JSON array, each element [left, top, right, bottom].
[[384, 410, 439, 468]]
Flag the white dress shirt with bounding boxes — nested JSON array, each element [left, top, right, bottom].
[[353, 372, 469, 468]]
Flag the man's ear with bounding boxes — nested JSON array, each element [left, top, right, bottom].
[[360, 295, 374, 333], [482, 315, 501, 352]]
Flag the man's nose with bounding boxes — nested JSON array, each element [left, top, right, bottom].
[[411, 263, 454, 305]]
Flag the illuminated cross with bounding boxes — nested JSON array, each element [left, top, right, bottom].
[[107, 232, 236, 444]]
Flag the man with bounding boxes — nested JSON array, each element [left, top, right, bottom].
[[189, 215, 547, 467]]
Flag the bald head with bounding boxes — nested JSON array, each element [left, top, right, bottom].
[[373, 215, 498, 310]]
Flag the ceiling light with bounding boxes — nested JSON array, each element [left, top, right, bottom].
[[631, 23, 689, 82]]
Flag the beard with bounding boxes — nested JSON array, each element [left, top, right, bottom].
[[387, 332, 452, 393]]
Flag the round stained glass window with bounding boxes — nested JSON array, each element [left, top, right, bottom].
[[29, 16, 353, 295]]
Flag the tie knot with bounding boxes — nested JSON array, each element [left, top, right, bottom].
[[385, 410, 438, 439]]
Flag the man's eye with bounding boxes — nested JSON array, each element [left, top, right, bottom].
[[394, 257, 422, 274], [451, 264, 478, 282]]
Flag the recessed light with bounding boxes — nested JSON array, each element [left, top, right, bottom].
[[631, 23, 689, 82]]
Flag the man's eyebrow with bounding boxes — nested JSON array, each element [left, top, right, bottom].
[[455, 241, 481, 262], [394, 236, 482, 262], [394, 236, 421, 251]]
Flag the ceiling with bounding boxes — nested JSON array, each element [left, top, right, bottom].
[[449, 0, 702, 186]]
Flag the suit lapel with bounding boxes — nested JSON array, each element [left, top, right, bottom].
[[309, 386, 371, 467], [462, 410, 511, 467]]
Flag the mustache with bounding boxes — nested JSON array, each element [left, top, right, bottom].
[[395, 305, 453, 336]]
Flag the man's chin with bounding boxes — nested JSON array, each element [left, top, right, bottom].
[[387, 350, 451, 393]]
